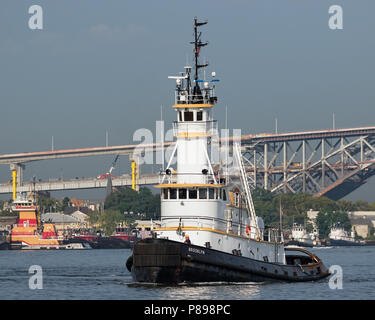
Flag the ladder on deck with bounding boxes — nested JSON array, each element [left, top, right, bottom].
[[233, 142, 259, 237]]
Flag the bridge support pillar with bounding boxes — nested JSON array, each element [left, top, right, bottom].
[[10, 163, 25, 199], [129, 155, 140, 191]]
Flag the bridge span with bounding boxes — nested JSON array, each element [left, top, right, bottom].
[[2, 126, 375, 200]]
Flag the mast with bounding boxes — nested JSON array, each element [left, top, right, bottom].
[[192, 17, 208, 82], [191, 17, 208, 103]]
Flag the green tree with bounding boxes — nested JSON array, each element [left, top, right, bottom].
[[37, 193, 59, 213], [62, 197, 70, 211], [87, 210, 101, 226], [99, 209, 124, 236], [104, 187, 160, 219]]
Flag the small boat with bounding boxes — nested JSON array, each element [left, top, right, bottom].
[[71, 227, 136, 249], [285, 224, 320, 248], [329, 225, 365, 246], [110, 226, 138, 247], [126, 18, 330, 284]]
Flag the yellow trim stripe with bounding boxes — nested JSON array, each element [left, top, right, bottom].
[[154, 226, 280, 244], [173, 104, 213, 109], [176, 132, 210, 138]]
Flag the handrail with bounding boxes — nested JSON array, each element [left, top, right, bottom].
[[159, 215, 266, 241], [159, 172, 226, 186]]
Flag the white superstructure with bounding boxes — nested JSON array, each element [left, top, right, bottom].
[[153, 19, 285, 264], [290, 223, 317, 246], [329, 225, 355, 241]]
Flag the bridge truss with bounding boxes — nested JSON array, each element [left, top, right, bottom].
[[239, 127, 375, 200]]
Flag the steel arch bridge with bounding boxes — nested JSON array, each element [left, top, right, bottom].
[[239, 127, 375, 200]]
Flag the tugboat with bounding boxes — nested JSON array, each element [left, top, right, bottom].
[[285, 223, 320, 248], [329, 224, 365, 246], [9, 188, 89, 249], [10, 194, 65, 249], [71, 225, 137, 249], [126, 18, 330, 283]]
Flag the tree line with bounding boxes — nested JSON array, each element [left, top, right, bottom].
[[252, 188, 365, 238]]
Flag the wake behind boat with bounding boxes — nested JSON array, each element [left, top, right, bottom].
[[126, 18, 330, 284]]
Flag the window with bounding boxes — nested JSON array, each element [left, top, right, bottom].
[[179, 188, 187, 199], [170, 188, 177, 199], [163, 189, 169, 199], [197, 111, 203, 121], [222, 189, 227, 201], [199, 188, 207, 199], [189, 189, 197, 199], [179, 111, 183, 122], [184, 111, 194, 121], [209, 188, 215, 199]]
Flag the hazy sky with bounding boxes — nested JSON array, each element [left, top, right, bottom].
[[1, 1, 374, 201]]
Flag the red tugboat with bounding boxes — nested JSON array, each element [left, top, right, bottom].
[[73, 226, 137, 249], [10, 195, 64, 250]]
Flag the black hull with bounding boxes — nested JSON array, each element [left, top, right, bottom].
[[67, 237, 133, 249], [127, 238, 330, 284], [0, 241, 10, 250], [329, 239, 365, 246], [93, 237, 133, 249]]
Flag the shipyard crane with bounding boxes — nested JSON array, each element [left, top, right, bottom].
[[108, 154, 119, 176], [98, 154, 119, 179]]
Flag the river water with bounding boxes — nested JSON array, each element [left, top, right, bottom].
[[0, 246, 374, 300]]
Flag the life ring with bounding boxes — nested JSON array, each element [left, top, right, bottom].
[[245, 224, 251, 235]]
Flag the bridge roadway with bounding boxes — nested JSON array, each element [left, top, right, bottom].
[[0, 163, 361, 194], [0, 174, 160, 194], [1, 126, 375, 164]]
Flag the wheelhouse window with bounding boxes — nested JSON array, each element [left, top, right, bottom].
[[188, 189, 197, 199], [197, 111, 203, 121], [163, 187, 223, 201], [209, 188, 215, 199], [184, 111, 194, 121], [222, 189, 227, 201], [170, 188, 177, 199], [162, 189, 169, 199], [179, 188, 187, 199], [179, 111, 183, 121], [199, 188, 207, 199]]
